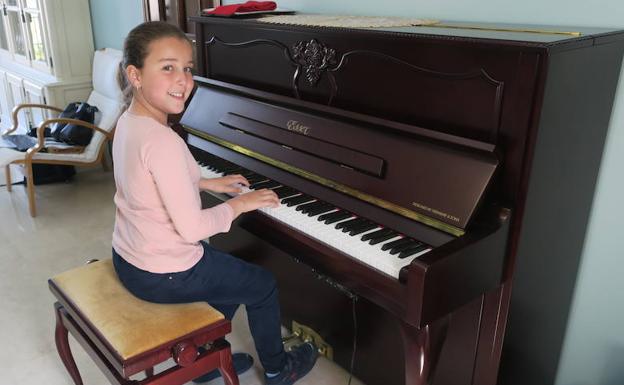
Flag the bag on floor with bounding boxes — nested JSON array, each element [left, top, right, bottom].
[[25, 164, 76, 185]]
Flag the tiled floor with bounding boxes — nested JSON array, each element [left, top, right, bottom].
[[0, 167, 363, 385]]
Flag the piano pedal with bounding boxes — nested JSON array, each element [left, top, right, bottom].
[[287, 320, 333, 360]]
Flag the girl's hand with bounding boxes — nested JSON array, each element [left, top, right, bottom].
[[200, 174, 249, 193], [227, 189, 280, 217]]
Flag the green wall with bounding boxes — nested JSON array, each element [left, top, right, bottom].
[[88, 0, 143, 50], [90, 1, 624, 384]]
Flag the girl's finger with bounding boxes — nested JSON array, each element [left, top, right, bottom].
[[232, 175, 249, 185]]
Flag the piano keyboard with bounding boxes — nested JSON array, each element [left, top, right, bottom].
[[197, 154, 432, 279]]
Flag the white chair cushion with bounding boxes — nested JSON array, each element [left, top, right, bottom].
[[92, 48, 124, 102], [0, 148, 25, 167]]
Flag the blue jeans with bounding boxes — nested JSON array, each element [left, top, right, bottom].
[[112, 242, 287, 373]]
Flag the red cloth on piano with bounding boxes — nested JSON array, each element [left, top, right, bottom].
[[203, 1, 277, 16]]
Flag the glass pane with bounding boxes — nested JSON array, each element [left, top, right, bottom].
[[26, 12, 45, 62], [0, 17, 9, 51], [29, 100, 45, 125], [24, 0, 39, 9], [7, 0, 18, 6], [8, 11, 26, 56], [164, 0, 179, 26]]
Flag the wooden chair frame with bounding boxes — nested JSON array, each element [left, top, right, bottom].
[[2, 103, 115, 217]]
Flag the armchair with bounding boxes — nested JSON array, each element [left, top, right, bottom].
[[0, 48, 125, 217]]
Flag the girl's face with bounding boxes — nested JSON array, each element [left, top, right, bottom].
[[127, 36, 194, 124]]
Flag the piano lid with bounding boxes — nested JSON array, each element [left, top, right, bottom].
[[182, 77, 499, 236]]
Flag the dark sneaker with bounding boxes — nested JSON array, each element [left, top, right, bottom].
[[265, 342, 318, 385], [192, 352, 254, 383]]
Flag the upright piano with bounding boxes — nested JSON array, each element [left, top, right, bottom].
[[181, 16, 624, 385]]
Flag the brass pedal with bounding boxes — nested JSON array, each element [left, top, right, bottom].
[[290, 320, 333, 360]]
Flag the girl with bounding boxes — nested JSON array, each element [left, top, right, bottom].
[[111, 21, 317, 385]]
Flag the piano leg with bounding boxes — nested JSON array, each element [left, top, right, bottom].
[[400, 316, 450, 385]]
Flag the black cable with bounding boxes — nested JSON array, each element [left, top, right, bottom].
[[348, 295, 358, 385]]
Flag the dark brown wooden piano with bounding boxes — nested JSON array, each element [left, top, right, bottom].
[[180, 15, 624, 385]]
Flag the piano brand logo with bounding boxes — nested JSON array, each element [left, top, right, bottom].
[[287, 120, 311, 135], [412, 202, 461, 223]]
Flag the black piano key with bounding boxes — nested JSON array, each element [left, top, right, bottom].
[[334, 217, 360, 230], [389, 240, 418, 255], [319, 210, 352, 224], [361, 228, 393, 242], [282, 195, 314, 207], [296, 200, 324, 213], [256, 180, 282, 189], [204, 160, 220, 169], [251, 180, 281, 190], [224, 167, 246, 175], [348, 222, 378, 236], [211, 163, 231, 172], [306, 204, 335, 217], [346, 219, 370, 231], [381, 237, 412, 251], [344, 219, 373, 231], [369, 232, 399, 245], [337, 218, 367, 231], [232, 170, 255, 177], [221, 165, 242, 174], [249, 180, 268, 189], [246, 175, 268, 184], [398, 243, 428, 259], [213, 160, 231, 169], [273, 186, 299, 199], [318, 210, 342, 222], [261, 181, 282, 189]]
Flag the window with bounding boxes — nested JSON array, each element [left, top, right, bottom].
[[0, 0, 50, 72]]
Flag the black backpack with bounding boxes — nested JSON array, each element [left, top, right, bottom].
[[50, 102, 99, 146]]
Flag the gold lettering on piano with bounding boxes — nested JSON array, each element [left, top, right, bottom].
[[287, 120, 311, 135], [412, 202, 461, 223]]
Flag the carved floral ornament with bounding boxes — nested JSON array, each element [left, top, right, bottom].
[[291, 39, 337, 86]]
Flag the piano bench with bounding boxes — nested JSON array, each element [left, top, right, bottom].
[[48, 259, 239, 385]]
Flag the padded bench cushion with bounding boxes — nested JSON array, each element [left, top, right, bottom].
[[50, 259, 224, 360]]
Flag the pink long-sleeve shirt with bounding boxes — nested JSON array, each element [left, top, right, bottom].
[[112, 111, 234, 273]]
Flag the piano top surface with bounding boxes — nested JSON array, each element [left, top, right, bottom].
[[191, 15, 624, 46], [368, 21, 621, 43]]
